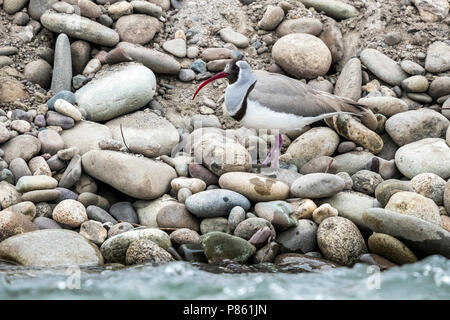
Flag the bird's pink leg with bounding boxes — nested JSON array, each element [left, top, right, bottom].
[[262, 134, 282, 168], [270, 134, 282, 169]]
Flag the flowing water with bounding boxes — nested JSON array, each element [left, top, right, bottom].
[[0, 255, 449, 300]]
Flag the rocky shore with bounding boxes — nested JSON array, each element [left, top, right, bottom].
[[0, 0, 449, 271]]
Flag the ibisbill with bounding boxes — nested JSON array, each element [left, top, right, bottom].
[[193, 58, 377, 168]]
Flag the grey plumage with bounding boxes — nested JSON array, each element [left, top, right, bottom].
[[225, 61, 377, 130]]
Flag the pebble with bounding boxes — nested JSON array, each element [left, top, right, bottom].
[[156, 203, 199, 231], [320, 22, 344, 63], [50, 33, 72, 94], [28, 156, 51, 176], [100, 228, 171, 263], [61, 120, 112, 155], [325, 114, 383, 154], [78, 0, 102, 19], [317, 216, 367, 266], [291, 173, 345, 199], [190, 128, 251, 175], [41, 12, 119, 47], [52, 199, 88, 227], [425, 41, 450, 73], [75, 63, 156, 122], [0, 229, 103, 266], [125, 239, 174, 265], [201, 48, 233, 62], [0, 181, 21, 209], [3, 0, 28, 14], [286, 127, 339, 162], [316, 190, 381, 229], [58, 154, 82, 188], [0, 56, 13, 68], [258, 5, 285, 31], [178, 69, 196, 82], [116, 14, 161, 45], [368, 232, 418, 265], [115, 42, 183, 75], [334, 58, 361, 101], [360, 49, 408, 86], [412, 0, 449, 22], [105, 110, 178, 157], [400, 60, 426, 75], [38, 128, 64, 155], [187, 46, 199, 59], [200, 231, 256, 264], [298, 0, 359, 20], [33, 216, 62, 230], [273, 33, 331, 79], [82, 58, 101, 75], [385, 191, 441, 225], [47, 90, 76, 110], [234, 217, 276, 240], [24, 60, 52, 89], [171, 177, 206, 194], [184, 189, 250, 218], [169, 228, 200, 247], [107, 222, 133, 238], [253, 241, 279, 263], [276, 219, 317, 253], [411, 173, 445, 205], [0, 210, 38, 242], [358, 96, 408, 117], [82, 150, 176, 200], [375, 179, 414, 207], [386, 109, 448, 146], [11, 120, 31, 134], [395, 138, 450, 179], [219, 28, 249, 48], [46, 111, 74, 129], [351, 170, 384, 196], [163, 38, 186, 58], [0, 46, 18, 56], [430, 77, 450, 99], [87, 205, 117, 224], [54, 99, 82, 121], [108, 1, 133, 19], [254, 201, 297, 231], [200, 217, 230, 234], [276, 18, 322, 37], [402, 75, 429, 93], [363, 208, 450, 258], [15, 175, 57, 193], [80, 220, 107, 245], [218, 172, 289, 202], [312, 203, 338, 224], [78, 192, 110, 211], [131, 1, 163, 17]]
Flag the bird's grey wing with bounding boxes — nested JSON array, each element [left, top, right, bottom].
[[248, 71, 363, 117]]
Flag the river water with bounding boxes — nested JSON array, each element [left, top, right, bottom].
[[0, 255, 449, 299]]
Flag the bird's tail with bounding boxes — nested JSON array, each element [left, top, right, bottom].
[[316, 91, 378, 130]]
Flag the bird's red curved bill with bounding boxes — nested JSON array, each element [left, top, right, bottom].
[[192, 71, 228, 99]]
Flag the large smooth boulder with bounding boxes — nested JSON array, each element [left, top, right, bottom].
[[0, 229, 104, 266], [40, 12, 119, 46], [272, 33, 331, 79], [105, 109, 179, 157], [82, 150, 176, 200], [395, 138, 450, 179], [61, 120, 112, 155], [75, 63, 156, 121]]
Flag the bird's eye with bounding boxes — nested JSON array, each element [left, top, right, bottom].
[[233, 65, 239, 71]]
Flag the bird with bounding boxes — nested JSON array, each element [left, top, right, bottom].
[[193, 59, 377, 168]]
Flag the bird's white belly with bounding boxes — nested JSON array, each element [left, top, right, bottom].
[[239, 99, 308, 132]]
